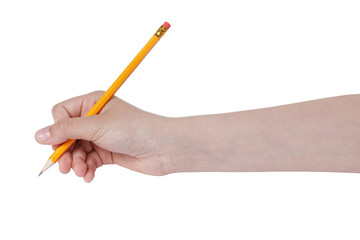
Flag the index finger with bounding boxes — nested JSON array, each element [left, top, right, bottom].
[[51, 91, 105, 122]]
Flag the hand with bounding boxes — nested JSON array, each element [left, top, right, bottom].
[[35, 91, 170, 182]]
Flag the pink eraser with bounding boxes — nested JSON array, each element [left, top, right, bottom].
[[163, 21, 171, 29]]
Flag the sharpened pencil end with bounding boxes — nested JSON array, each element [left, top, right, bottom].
[[38, 159, 55, 178]]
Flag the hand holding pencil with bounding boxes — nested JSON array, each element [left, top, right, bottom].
[[36, 91, 170, 182], [36, 22, 360, 182], [36, 92, 360, 182], [37, 22, 171, 177]]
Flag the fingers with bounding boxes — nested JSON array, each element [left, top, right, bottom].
[[72, 141, 93, 177], [57, 141, 102, 183], [55, 139, 77, 174], [58, 152, 72, 174], [83, 151, 103, 183], [36, 91, 119, 183], [35, 115, 102, 145], [51, 91, 105, 122]]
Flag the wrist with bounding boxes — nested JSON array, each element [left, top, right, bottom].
[[158, 116, 222, 174], [156, 117, 192, 174]]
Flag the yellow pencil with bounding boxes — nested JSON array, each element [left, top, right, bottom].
[[39, 22, 171, 176]]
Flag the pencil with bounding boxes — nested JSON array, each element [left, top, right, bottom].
[[38, 22, 171, 176]]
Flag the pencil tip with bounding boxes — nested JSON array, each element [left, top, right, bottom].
[[38, 159, 55, 178]]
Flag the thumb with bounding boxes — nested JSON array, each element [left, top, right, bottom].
[[35, 116, 101, 145]]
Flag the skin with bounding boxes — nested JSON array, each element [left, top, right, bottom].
[[35, 91, 360, 183]]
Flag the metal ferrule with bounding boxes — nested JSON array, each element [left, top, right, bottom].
[[154, 25, 168, 39]]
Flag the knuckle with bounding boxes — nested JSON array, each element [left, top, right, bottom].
[[56, 118, 70, 134], [88, 123, 103, 142], [92, 90, 105, 97], [51, 104, 61, 116]]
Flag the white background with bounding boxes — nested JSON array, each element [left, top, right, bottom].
[[0, 0, 359, 239]]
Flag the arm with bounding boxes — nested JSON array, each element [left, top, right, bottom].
[[161, 94, 360, 173], [35, 93, 360, 182]]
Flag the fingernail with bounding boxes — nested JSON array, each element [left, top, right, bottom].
[[36, 127, 50, 142]]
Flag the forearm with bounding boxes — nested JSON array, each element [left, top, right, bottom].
[[162, 95, 360, 173]]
